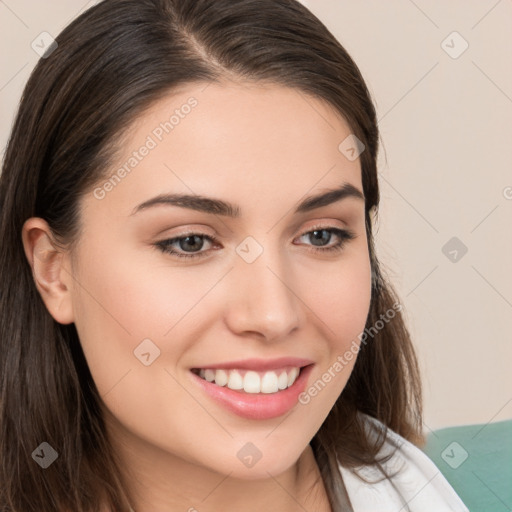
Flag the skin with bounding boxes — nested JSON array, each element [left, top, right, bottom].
[[22, 80, 372, 512]]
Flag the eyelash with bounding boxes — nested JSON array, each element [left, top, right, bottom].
[[155, 225, 356, 260]]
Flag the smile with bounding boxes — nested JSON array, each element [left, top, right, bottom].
[[191, 366, 301, 394], [189, 364, 314, 420]]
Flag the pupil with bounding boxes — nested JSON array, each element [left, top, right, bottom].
[[311, 230, 329, 246], [181, 235, 202, 252]]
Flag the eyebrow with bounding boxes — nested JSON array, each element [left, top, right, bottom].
[[130, 182, 364, 218]]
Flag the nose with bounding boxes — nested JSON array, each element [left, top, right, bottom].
[[223, 246, 302, 342]]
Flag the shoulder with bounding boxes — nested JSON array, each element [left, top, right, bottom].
[[337, 414, 469, 512]]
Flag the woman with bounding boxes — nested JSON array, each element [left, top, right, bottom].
[[0, 0, 468, 510]]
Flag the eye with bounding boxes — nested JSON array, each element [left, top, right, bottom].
[[155, 232, 218, 259], [295, 225, 355, 254], [154, 225, 356, 260]]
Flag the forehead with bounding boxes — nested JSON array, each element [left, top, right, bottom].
[[86, 81, 363, 220]]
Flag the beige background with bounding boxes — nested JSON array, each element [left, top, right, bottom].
[[1, 0, 511, 431]]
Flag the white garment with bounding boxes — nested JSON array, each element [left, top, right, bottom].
[[338, 415, 469, 512]]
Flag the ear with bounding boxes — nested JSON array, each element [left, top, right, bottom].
[[21, 217, 75, 325]]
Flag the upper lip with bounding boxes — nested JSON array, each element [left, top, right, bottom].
[[191, 357, 314, 372]]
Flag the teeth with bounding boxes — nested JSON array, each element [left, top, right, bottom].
[[214, 369, 228, 387], [228, 370, 244, 390], [197, 366, 301, 394], [260, 371, 278, 394], [244, 371, 261, 393], [278, 370, 289, 390], [287, 367, 299, 387], [203, 369, 215, 382]]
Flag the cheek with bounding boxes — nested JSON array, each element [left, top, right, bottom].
[[306, 248, 372, 344], [70, 246, 211, 448], [298, 247, 372, 404], [70, 246, 176, 392], [73, 241, 201, 335], [70, 240, 234, 396]]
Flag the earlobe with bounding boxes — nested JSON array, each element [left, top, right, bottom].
[[21, 217, 75, 325]]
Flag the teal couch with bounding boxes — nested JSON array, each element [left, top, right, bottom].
[[422, 419, 512, 512]]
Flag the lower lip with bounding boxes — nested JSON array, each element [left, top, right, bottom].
[[189, 365, 314, 420]]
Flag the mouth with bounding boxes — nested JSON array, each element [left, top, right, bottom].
[[189, 363, 315, 420], [190, 365, 305, 394]]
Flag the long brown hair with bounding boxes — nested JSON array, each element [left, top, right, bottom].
[[0, 0, 422, 510]]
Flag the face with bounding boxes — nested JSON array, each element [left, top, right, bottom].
[[54, 82, 372, 482]]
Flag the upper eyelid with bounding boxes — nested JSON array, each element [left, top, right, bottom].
[[166, 224, 348, 241]]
